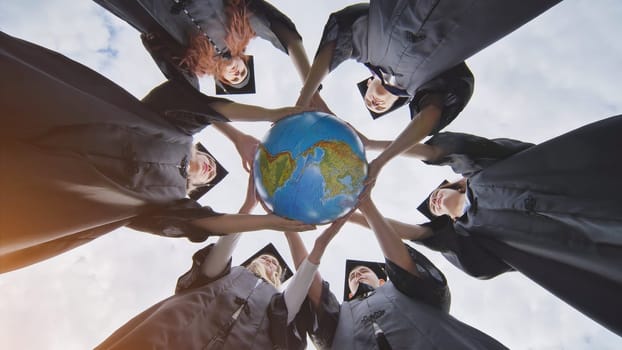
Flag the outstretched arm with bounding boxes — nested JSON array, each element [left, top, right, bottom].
[[200, 172, 259, 278], [192, 212, 315, 234], [266, 21, 333, 114], [357, 196, 419, 277], [209, 101, 309, 123], [211, 122, 259, 172], [349, 213, 433, 241], [364, 103, 443, 189], [272, 21, 312, 83], [296, 41, 336, 108], [362, 139, 443, 162], [284, 214, 350, 311]]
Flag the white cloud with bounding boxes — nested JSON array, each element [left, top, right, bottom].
[[0, 0, 621, 349]]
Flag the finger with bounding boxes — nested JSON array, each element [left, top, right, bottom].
[[363, 176, 377, 186], [295, 96, 305, 107], [295, 224, 316, 231], [292, 105, 316, 113], [356, 185, 373, 206]]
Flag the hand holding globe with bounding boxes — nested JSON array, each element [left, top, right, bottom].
[[253, 111, 368, 224]]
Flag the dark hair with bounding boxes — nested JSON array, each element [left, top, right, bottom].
[[356, 78, 409, 119], [417, 178, 466, 220], [429, 178, 466, 216]]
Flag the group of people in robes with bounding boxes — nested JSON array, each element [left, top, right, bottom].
[[1, 0, 620, 348]]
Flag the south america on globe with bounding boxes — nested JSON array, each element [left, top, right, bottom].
[[253, 111, 368, 224]]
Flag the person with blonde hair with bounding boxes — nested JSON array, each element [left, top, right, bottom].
[[96, 176, 350, 349]]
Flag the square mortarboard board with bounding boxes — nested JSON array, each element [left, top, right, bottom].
[[215, 55, 256, 95], [357, 78, 410, 120], [343, 259, 388, 301], [240, 243, 294, 283], [417, 180, 450, 220], [187, 143, 229, 201]]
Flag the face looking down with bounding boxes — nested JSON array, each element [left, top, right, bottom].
[[221, 56, 248, 86], [364, 76, 399, 114], [348, 265, 382, 294], [429, 187, 464, 218], [253, 254, 282, 279], [188, 150, 217, 186]]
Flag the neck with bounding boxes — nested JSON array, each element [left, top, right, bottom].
[[450, 192, 467, 219]]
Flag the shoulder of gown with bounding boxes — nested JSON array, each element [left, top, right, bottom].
[[128, 198, 223, 243], [141, 80, 231, 135], [174, 243, 232, 293], [301, 280, 341, 349], [417, 217, 514, 279], [423, 131, 534, 176], [409, 62, 474, 135], [384, 244, 451, 312], [93, 0, 201, 89], [315, 3, 370, 72], [246, 0, 302, 54]]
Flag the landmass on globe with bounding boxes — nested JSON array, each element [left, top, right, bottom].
[[253, 111, 368, 224], [256, 146, 296, 196], [257, 140, 365, 199], [302, 141, 365, 198]]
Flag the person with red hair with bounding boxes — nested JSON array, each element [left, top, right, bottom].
[[94, 0, 329, 107]]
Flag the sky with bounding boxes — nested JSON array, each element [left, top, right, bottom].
[[1, 0, 621, 349]]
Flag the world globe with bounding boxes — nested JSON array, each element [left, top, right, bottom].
[[253, 111, 368, 224]]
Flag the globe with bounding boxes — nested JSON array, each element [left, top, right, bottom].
[[253, 111, 368, 224]]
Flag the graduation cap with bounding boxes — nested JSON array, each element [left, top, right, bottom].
[[187, 143, 229, 201], [240, 243, 294, 283], [215, 55, 256, 95], [417, 180, 450, 220], [356, 78, 410, 120], [343, 259, 388, 301]]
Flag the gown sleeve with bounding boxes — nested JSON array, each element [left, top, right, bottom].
[[127, 198, 224, 243], [141, 31, 200, 90], [409, 62, 475, 135], [247, 0, 302, 54], [423, 131, 535, 176], [300, 280, 341, 349], [315, 3, 370, 72], [141, 80, 232, 136], [174, 243, 233, 293], [267, 285, 315, 350], [416, 217, 514, 279], [93, 0, 200, 90], [385, 244, 451, 312]]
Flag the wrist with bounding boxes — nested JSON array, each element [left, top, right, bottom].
[[374, 153, 390, 167], [308, 244, 324, 265], [357, 199, 374, 213]]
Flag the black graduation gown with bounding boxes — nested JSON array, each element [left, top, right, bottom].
[[92, 0, 302, 89], [96, 244, 309, 350], [416, 117, 622, 335], [320, 0, 560, 94], [0, 32, 231, 273], [316, 0, 560, 131], [304, 245, 507, 349]]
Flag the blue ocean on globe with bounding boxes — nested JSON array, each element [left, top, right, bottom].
[[253, 112, 368, 224]]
